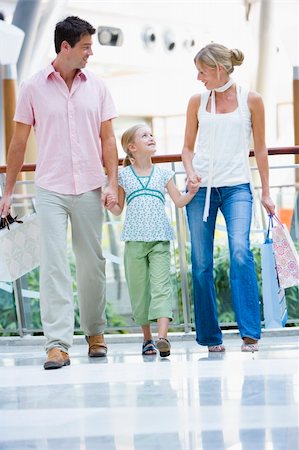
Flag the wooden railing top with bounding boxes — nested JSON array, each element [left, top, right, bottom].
[[0, 146, 299, 173]]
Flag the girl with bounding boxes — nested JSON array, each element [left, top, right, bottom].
[[107, 124, 200, 357]]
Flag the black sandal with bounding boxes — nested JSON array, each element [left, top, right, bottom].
[[142, 339, 157, 355], [156, 337, 171, 357]]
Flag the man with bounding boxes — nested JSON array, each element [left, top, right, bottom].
[[0, 16, 118, 369]]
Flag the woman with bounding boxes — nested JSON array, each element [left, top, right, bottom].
[[182, 43, 275, 352]]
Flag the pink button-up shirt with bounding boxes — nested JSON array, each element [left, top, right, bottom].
[[14, 64, 118, 194]]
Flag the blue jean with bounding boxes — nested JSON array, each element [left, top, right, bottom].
[[186, 184, 261, 346]]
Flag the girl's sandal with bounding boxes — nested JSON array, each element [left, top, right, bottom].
[[156, 337, 171, 357], [142, 339, 157, 355], [208, 345, 226, 352]]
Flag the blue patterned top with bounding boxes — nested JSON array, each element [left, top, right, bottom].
[[118, 165, 175, 241]]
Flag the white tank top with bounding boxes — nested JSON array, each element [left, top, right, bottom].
[[193, 86, 252, 188]]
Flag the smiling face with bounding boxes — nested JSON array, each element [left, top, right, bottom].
[[63, 33, 93, 70], [129, 126, 157, 156], [196, 61, 230, 91]]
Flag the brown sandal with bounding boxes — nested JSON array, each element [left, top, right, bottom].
[[156, 337, 171, 357]]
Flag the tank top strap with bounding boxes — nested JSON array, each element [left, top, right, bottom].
[[237, 86, 250, 117], [199, 90, 211, 114], [236, 85, 259, 227]]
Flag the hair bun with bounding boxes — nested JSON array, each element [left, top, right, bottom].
[[230, 48, 244, 66]]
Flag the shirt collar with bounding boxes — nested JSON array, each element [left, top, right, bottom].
[[44, 63, 87, 81]]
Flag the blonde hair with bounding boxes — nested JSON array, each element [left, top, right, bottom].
[[194, 43, 244, 75], [121, 124, 148, 167]]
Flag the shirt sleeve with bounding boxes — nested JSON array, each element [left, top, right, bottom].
[[100, 80, 118, 122], [13, 81, 35, 126], [163, 168, 175, 186]]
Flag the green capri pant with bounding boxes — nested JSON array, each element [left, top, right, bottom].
[[124, 241, 173, 325]]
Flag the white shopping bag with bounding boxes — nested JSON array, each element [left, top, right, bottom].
[[261, 219, 288, 328], [0, 213, 40, 282], [272, 217, 299, 289]]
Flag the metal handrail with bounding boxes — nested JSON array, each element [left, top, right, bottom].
[[0, 146, 298, 335], [0, 146, 299, 173]]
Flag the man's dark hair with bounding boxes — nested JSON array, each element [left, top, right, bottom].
[[54, 16, 95, 54]]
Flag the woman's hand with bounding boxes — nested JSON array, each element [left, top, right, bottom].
[[261, 194, 275, 216], [187, 174, 201, 194]]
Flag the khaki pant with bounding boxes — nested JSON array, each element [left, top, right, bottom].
[[124, 241, 173, 325], [35, 187, 106, 352]]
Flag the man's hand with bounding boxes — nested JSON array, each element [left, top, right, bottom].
[[0, 194, 12, 218], [102, 184, 118, 209]]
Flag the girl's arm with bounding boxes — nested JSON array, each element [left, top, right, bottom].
[[181, 94, 201, 183], [166, 178, 200, 208], [248, 92, 275, 215], [106, 186, 126, 215]]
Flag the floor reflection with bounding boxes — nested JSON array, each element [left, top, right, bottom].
[[0, 333, 298, 450]]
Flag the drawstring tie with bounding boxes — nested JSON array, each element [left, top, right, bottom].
[[203, 77, 235, 222]]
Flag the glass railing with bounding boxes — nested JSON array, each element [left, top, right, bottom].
[[0, 148, 298, 335]]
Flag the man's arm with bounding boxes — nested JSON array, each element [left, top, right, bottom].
[[0, 122, 31, 217], [100, 119, 119, 208]]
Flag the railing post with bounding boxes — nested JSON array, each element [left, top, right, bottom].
[[172, 162, 192, 334], [12, 279, 25, 337], [0, 172, 5, 194]]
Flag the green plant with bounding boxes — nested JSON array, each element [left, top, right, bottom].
[[173, 242, 299, 326], [0, 290, 17, 334], [1, 241, 298, 335]]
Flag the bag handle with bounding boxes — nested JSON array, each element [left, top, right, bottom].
[[0, 214, 23, 231], [265, 214, 274, 243], [265, 214, 285, 243], [271, 214, 283, 227]]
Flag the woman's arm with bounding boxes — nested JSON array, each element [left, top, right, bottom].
[[181, 94, 201, 183], [106, 186, 126, 215], [166, 178, 200, 208], [249, 92, 275, 215]]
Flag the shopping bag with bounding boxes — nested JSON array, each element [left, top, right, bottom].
[[261, 228, 288, 328], [271, 215, 299, 289], [0, 213, 40, 282]]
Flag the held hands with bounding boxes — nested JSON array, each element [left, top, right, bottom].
[[187, 174, 201, 194], [104, 194, 117, 210], [102, 184, 118, 210]]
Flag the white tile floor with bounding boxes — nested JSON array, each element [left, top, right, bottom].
[[0, 330, 298, 450]]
